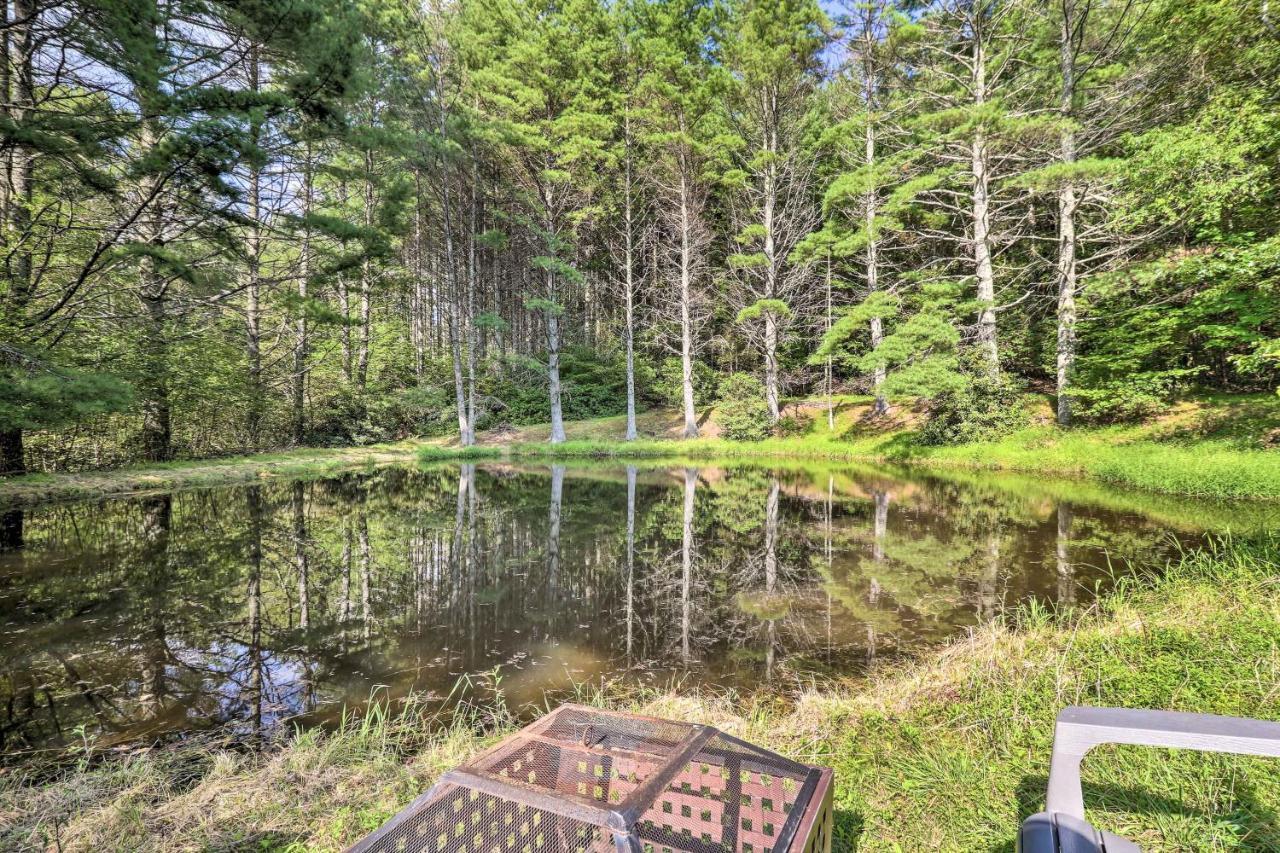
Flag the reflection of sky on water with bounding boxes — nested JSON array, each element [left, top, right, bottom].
[[0, 461, 1232, 759]]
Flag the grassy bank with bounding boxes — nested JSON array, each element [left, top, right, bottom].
[[420, 394, 1280, 500], [4, 535, 1278, 851], [0, 442, 421, 506], [3, 394, 1275, 504]]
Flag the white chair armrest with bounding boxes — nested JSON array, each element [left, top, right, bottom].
[[1046, 706, 1280, 819]]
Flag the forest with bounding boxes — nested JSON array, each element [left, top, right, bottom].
[[0, 0, 1277, 476]]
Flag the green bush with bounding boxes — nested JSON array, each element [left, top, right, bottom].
[[1071, 370, 1196, 424], [919, 372, 1026, 446], [492, 347, 632, 426], [717, 373, 771, 441], [775, 413, 812, 437], [654, 357, 718, 411]]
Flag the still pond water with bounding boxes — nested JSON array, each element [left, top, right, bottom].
[[0, 460, 1261, 761]]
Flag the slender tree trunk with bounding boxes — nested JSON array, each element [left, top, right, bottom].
[[1056, 503, 1075, 605], [1056, 0, 1080, 425], [546, 276, 567, 444], [465, 166, 479, 445], [293, 481, 309, 630], [970, 34, 1000, 375], [437, 104, 472, 446], [412, 172, 426, 383], [863, 79, 888, 414], [678, 169, 699, 438], [138, 115, 172, 463], [825, 257, 834, 430], [244, 49, 264, 451], [625, 464, 636, 661], [358, 510, 371, 640], [548, 464, 564, 595], [761, 100, 780, 424], [292, 143, 312, 445], [623, 111, 638, 441], [356, 150, 374, 391], [681, 467, 696, 662], [764, 478, 779, 592], [246, 486, 264, 733]]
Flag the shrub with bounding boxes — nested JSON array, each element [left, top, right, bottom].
[[1071, 369, 1196, 424], [654, 357, 718, 411], [493, 347, 632, 425], [775, 413, 812, 437], [918, 372, 1026, 446], [717, 373, 771, 441]]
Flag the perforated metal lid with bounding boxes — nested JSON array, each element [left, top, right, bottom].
[[349, 704, 825, 853]]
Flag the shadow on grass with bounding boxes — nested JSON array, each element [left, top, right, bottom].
[[833, 807, 866, 851], [1011, 772, 1280, 850]]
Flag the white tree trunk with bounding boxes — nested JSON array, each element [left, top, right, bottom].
[[623, 111, 638, 441], [678, 170, 699, 438], [1056, 0, 1079, 425], [971, 36, 1000, 375]]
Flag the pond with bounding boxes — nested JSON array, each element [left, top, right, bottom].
[[0, 460, 1261, 763]]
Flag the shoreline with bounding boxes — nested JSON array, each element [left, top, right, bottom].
[[0, 442, 422, 506], [4, 395, 1278, 505]]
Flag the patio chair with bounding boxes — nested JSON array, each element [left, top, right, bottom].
[[1018, 706, 1280, 852]]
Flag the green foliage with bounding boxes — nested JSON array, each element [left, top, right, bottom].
[[0, 365, 132, 433], [918, 371, 1027, 446], [716, 372, 771, 441], [1071, 370, 1199, 425], [735, 298, 792, 325], [493, 348, 634, 426], [653, 358, 718, 410]]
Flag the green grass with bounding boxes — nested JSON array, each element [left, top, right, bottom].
[[417, 394, 1280, 500], [5, 535, 1279, 851]]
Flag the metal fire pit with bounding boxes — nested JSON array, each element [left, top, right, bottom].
[[349, 704, 834, 853]]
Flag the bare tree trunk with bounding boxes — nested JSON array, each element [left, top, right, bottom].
[[863, 83, 888, 414], [356, 150, 374, 391], [465, 166, 479, 445], [293, 481, 309, 630], [872, 489, 888, 563], [292, 143, 313, 445], [625, 464, 636, 662], [437, 104, 472, 446], [678, 170, 699, 438], [138, 208, 171, 459], [412, 172, 426, 383], [623, 111, 638, 441], [1056, 503, 1075, 605], [971, 33, 1000, 375], [825, 257, 834, 431], [762, 101, 780, 424], [358, 510, 371, 640], [1056, 0, 1080, 425], [244, 49, 264, 451], [764, 478, 779, 591], [546, 278, 567, 443], [548, 464, 564, 595], [246, 486, 264, 734], [681, 467, 696, 662]]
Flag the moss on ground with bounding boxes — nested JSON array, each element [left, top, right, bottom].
[[4, 536, 1278, 851]]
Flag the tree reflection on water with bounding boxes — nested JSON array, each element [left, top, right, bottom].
[[0, 460, 1231, 759]]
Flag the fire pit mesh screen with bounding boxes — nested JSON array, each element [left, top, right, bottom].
[[350, 704, 833, 853]]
